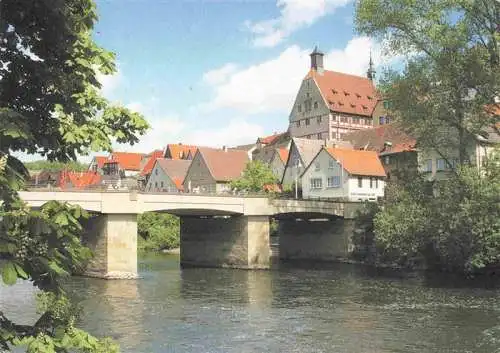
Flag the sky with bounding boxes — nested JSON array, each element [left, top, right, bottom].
[[89, 0, 395, 157]]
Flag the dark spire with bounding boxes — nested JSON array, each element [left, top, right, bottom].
[[367, 50, 376, 80], [310, 45, 324, 71]]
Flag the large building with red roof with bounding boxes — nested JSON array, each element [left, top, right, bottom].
[[288, 47, 384, 141]]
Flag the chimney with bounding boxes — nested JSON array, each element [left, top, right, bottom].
[[310, 46, 324, 73]]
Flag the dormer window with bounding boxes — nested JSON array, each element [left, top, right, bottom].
[[338, 101, 344, 106], [350, 103, 356, 108], [367, 95, 373, 100], [343, 91, 350, 96], [362, 105, 368, 109], [332, 89, 338, 94], [355, 93, 361, 98]]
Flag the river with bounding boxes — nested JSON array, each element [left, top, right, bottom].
[[1, 254, 500, 352]]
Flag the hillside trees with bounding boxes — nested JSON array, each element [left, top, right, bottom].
[[0, 0, 148, 351]]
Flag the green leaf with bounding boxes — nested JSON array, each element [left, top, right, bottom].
[[54, 212, 69, 226], [2, 261, 18, 285], [13, 263, 29, 279]]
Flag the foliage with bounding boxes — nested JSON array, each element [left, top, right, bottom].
[[25, 160, 88, 173], [230, 160, 278, 193], [356, 0, 499, 164], [373, 152, 500, 275], [351, 202, 380, 263], [138, 212, 180, 251], [1, 0, 149, 351]]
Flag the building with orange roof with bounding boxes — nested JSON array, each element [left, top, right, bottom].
[[288, 47, 386, 141], [59, 170, 102, 189], [301, 146, 386, 202], [145, 158, 191, 193], [164, 143, 199, 160], [183, 147, 249, 194], [88, 156, 108, 173], [268, 147, 290, 181]]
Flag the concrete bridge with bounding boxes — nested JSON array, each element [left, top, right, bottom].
[[19, 191, 363, 279]]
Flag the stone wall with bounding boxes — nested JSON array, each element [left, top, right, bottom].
[[180, 215, 270, 269], [83, 213, 138, 279], [278, 218, 355, 261]]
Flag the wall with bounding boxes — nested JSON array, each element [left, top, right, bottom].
[[83, 214, 138, 279], [301, 149, 349, 199], [279, 218, 355, 261], [183, 153, 217, 193], [330, 112, 374, 139], [146, 163, 178, 193], [347, 176, 384, 201], [288, 77, 331, 139], [282, 142, 304, 186], [269, 153, 285, 181], [180, 215, 270, 269]]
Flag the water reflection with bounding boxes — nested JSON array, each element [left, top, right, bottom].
[[2, 254, 500, 353]]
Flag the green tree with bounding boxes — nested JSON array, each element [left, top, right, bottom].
[[356, 0, 499, 164], [230, 160, 277, 193], [138, 212, 180, 251], [373, 151, 500, 274], [25, 160, 88, 173], [0, 0, 148, 351]]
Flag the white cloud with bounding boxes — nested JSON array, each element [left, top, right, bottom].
[[246, 0, 352, 48], [182, 119, 264, 148], [112, 101, 186, 153], [202, 36, 391, 115], [96, 68, 123, 98], [202, 63, 238, 86]]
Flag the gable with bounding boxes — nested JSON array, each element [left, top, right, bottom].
[[289, 77, 329, 122]]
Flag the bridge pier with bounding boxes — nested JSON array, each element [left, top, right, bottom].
[[180, 215, 270, 269], [83, 214, 138, 279], [278, 218, 355, 262]]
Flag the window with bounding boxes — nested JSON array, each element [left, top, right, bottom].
[[436, 158, 446, 171], [384, 156, 390, 165], [353, 117, 360, 124], [310, 178, 322, 189], [385, 117, 391, 124], [305, 118, 310, 125], [298, 104, 302, 112], [155, 168, 158, 175], [314, 101, 318, 109], [155, 182, 158, 188], [358, 177, 363, 188], [327, 176, 340, 188], [370, 177, 374, 188], [423, 159, 432, 172], [376, 178, 379, 188], [296, 120, 300, 128], [314, 162, 320, 171], [379, 116, 385, 125], [306, 92, 310, 98], [317, 116, 322, 124], [160, 181, 164, 188], [305, 100, 312, 111], [317, 133, 322, 139]]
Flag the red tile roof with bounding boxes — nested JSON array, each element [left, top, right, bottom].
[[197, 148, 250, 182], [325, 147, 386, 177], [165, 144, 199, 160], [306, 69, 379, 117], [104, 152, 145, 171], [278, 147, 289, 163], [140, 150, 164, 176], [94, 156, 108, 168], [343, 124, 416, 154], [59, 171, 102, 189], [258, 132, 286, 145]]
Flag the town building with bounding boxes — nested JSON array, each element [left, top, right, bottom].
[[88, 156, 108, 174], [268, 147, 289, 181], [288, 47, 381, 141], [138, 149, 164, 188], [164, 143, 198, 160], [183, 147, 249, 194], [145, 158, 191, 193], [343, 124, 417, 180], [281, 137, 351, 191], [252, 132, 290, 164], [301, 147, 386, 201]]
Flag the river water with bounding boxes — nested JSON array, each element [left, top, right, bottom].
[[1, 254, 500, 353]]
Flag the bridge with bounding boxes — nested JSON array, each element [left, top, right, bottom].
[[19, 191, 363, 279]]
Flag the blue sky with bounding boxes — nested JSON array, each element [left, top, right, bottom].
[[93, 0, 391, 154]]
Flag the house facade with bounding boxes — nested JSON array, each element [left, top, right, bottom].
[[145, 158, 191, 193], [183, 147, 249, 194], [268, 147, 289, 181], [288, 47, 382, 141], [302, 147, 386, 201]]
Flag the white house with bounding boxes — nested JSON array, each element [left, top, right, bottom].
[[301, 147, 386, 202], [146, 158, 191, 193]]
